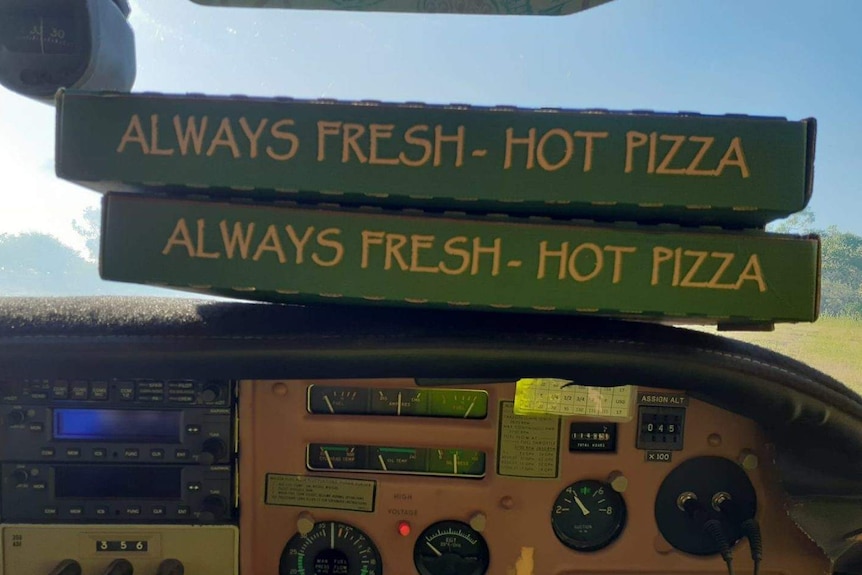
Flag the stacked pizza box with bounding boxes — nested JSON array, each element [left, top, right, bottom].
[[54, 90, 819, 328]]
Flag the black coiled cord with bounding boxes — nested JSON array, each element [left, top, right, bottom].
[[681, 496, 735, 575]]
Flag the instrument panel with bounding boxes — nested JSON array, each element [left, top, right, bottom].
[[239, 379, 829, 575]]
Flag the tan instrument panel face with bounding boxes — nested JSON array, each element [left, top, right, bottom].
[[239, 379, 829, 575]]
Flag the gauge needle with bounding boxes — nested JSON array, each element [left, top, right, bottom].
[[573, 494, 591, 516], [378, 454, 388, 471], [323, 449, 334, 469], [453, 452, 459, 475], [331, 523, 335, 549], [463, 399, 476, 418], [397, 392, 402, 416], [425, 541, 443, 557], [323, 396, 335, 414]]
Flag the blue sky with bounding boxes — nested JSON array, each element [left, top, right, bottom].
[[1, 0, 861, 254]]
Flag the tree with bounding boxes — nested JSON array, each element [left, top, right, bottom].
[[71, 205, 101, 261]]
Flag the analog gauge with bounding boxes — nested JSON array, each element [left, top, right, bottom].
[[413, 520, 490, 575], [370, 388, 427, 415], [279, 521, 382, 575], [551, 479, 626, 551], [307, 386, 370, 415]]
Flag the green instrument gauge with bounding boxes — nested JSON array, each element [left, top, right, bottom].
[[427, 389, 488, 419], [307, 385, 487, 419], [370, 388, 427, 415], [279, 521, 382, 575], [428, 449, 486, 477], [371, 446, 426, 472], [551, 480, 626, 552], [307, 445, 364, 470], [307, 444, 485, 478], [413, 520, 490, 575], [307, 386, 370, 415]]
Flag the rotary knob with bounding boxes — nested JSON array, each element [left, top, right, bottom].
[[100, 559, 133, 575], [48, 559, 82, 575], [6, 410, 25, 425], [198, 437, 228, 465], [9, 468, 29, 484], [199, 495, 227, 522], [156, 559, 184, 575], [199, 385, 222, 403]]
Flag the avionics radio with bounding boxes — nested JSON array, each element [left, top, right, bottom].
[[0, 379, 236, 525], [0, 379, 233, 464]]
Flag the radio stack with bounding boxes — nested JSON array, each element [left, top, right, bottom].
[[0, 379, 238, 574]]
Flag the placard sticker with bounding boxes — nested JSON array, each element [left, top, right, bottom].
[[514, 379, 635, 421], [265, 474, 376, 512], [497, 401, 560, 479]]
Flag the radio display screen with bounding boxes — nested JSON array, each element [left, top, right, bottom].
[[55, 466, 182, 499], [53, 409, 181, 442]]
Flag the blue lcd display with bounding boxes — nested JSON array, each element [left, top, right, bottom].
[[53, 409, 181, 442]]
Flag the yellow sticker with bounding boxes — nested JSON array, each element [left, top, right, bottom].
[[265, 474, 376, 512], [514, 379, 635, 421]]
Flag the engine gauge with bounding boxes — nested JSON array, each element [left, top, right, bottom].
[[279, 521, 382, 575], [413, 520, 490, 575], [551, 479, 626, 552]]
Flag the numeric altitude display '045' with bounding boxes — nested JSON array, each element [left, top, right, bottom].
[[279, 521, 382, 575], [551, 479, 627, 552]]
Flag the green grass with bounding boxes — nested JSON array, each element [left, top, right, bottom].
[[686, 318, 862, 395]]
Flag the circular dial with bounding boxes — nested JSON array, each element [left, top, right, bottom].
[[279, 521, 382, 575], [413, 520, 490, 575], [551, 479, 626, 552]]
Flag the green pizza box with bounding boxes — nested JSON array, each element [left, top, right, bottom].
[[100, 192, 821, 324], [57, 90, 816, 228]]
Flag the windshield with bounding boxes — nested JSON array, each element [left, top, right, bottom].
[[2, 0, 861, 386]]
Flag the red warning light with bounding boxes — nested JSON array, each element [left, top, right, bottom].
[[397, 521, 411, 537]]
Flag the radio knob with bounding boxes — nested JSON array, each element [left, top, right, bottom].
[[199, 495, 227, 522], [6, 410, 25, 425], [156, 559, 184, 575], [100, 559, 133, 575], [199, 385, 221, 403], [9, 468, 29, 483], [48, 559, 82, 575], [199, 437, 228, 465]]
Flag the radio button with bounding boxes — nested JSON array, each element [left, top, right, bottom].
[[43, 506, 58, 516], [90, 382, 109, 400], [51, 382, 69, 399], [32, 481, 47, 490], [93, 448, 107, 458], [95, 505, 110, 516], [152, 505, 167, 516], [117, 382, 136, 401], [70, 382, 89, 400], [176, 505, 190, 517], [124, 448, 140, 459], [68, 506, 84, 516], [40, 447, 55, 457], [29, 422, 44, 432], [150, 448, 165, 459], [65, 448, 81, 458], [175, 449, 190, 460], [126, 505, 142, 516]]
